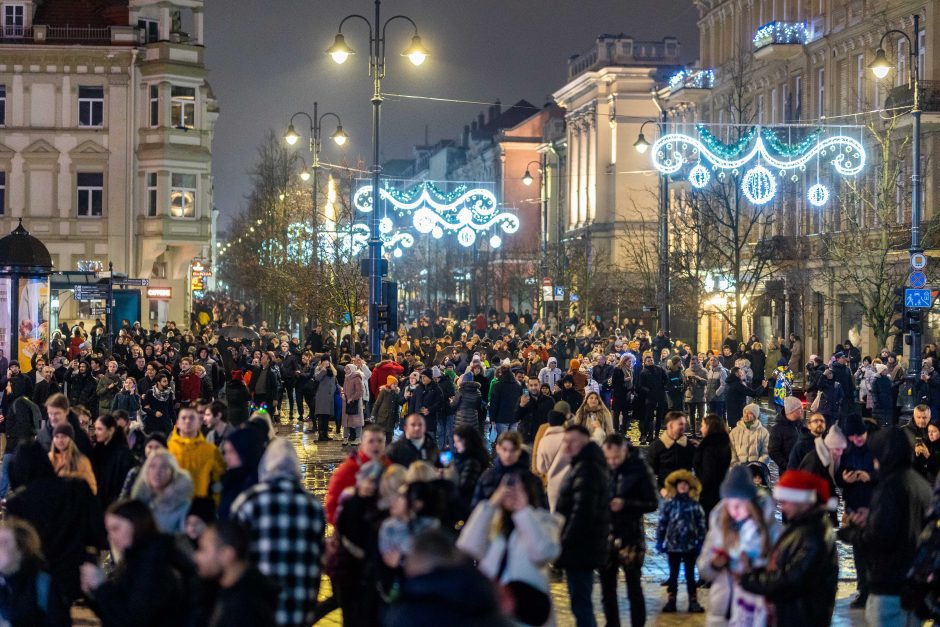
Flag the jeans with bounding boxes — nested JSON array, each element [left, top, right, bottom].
[[282, 380, 300, 418], [686, 402, 705, 434], [611, 394, 631, 433], [436, 414, 455, 450], [852, 542, 869, 602], [565, 568, 597, 627], [316, 414, 333, 440], [865, 594, 919, 627], [0, 453, 12, 498], [708, 399, 726, 423], [600, 553, 645, 627], [666, 551, 697, 597], [494, 421, 518, 436], [642, 400, 666, 442]]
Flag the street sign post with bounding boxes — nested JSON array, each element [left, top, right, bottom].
[[113, 278, 150, 287], [910, 271, 927, 288], [911, 252, 927, 270], [74, 285, 109, 301]]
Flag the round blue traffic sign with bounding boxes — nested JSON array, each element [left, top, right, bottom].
[[910, 271, 928, 288]]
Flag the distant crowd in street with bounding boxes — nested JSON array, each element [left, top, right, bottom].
[[1, 301, 940, 626]]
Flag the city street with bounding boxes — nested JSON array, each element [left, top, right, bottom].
[[279, 419, 865, 627]]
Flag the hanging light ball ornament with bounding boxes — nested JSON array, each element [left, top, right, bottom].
[[489, 235, 502, 249], [457, 226, 476, 247], [379, 217, 393, 234], [393, 247, 403, 258], [807, 183, 830, 207], [431, 226, 444, 239], [742, 165, 777, 205], [412, 208, 436, 234], [688, 164, 711, 189]]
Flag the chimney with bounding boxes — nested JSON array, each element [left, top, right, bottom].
[[477, 112, 485, 129], [489, 99, 502, 124], [462, 124, 470, 147], [471, 120, 477, 134]]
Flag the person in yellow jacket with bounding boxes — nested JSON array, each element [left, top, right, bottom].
[[168, 405, 224, 503]]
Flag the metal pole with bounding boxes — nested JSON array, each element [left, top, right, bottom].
[[540, 155, 549, 321], [368, 0, 383, 358], [311, 102, 320, 269], [658, 111, 670, 334], [909, 13, 923, 381]]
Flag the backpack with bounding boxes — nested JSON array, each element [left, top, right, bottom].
[[13, 397, 42, 435]]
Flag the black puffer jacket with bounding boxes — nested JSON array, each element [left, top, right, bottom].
[[692, 429, 732, 515], [608, 452, 658, 546], [555, 442, 610, 570], [515, 392, 553, 444], [488, 372, 521, 425], [646, 433, 694, 487], [769, 417, 804, 471], [740, 506, 838, 627], [838, 427, 932, 595]]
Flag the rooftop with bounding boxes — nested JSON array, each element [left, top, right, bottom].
[[567, 34, 681, 79]]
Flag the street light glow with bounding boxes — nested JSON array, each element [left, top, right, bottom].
[[327, 33, 354, 64], [522, 170, 533, 186], [869, 47, 892, 79], [402, 35, 429, 66], [284, 124, 300, 146], [299, 170, 311, 182], [332, 125, 348, 146], [633, 132, 650, 154]]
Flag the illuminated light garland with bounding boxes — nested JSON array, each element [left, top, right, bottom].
[[753, 21, 808, 49], [689, 163, 711, 189], [807, 183, 829, 207], [669, 68, 716, 91], [742, 165, 776, 205], [355, 181, 518, 248]]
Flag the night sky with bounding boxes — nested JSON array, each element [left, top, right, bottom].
[[204, 0, 700, 225]]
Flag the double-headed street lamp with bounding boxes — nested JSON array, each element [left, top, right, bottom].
[[635, 118, 670, 334], [283, 105, 348, 267], [521, 160, 552, 318], [327, 0, 429, 358], [870, 14, 923, 381]]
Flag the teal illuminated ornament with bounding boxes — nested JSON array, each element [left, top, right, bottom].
[[689, 164, 710, 189], [742, 165, 776, 205], [808, 183, 829, 207]]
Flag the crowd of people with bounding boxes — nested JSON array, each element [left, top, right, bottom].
[[1, 308, 940, 626]]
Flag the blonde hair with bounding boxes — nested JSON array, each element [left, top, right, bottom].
[[718, 499, 771, 558], [405, 461, 437, 484], [49, 437, 85, 475], [573, 392, 614, 436]]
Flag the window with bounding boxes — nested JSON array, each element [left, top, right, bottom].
[[757, 94, 765, 124], [781, 83, 789, 122], [793, 75, 802, 120], [76, 172, 103, 217], [0, 84, 5, 126], [137, 18, 159, 43], [147, 173, 157, 217], [170, 173, 196, 217], [78, 86, 104, 127], [170, 86, 195, 129], [0, 171, 5, 215], [856, 55, 864, 109], [149, 85, 159, 127], [897, 39, 907, 87], [2, 4, 24, 38], [770, 88, 777, 123], [817, 67, 825, 117], [919, 30, 925, 80]]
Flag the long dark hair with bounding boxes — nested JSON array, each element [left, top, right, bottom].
[[454, 424, 489, 467], [96, 413, 128, 448], [107, 499, 160, 547]]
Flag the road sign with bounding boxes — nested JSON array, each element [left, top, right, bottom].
[[542, 277, 552, 286], [553, 286, 565, 299], [570, 293, 580, 303], [541, 286, 553, 302], [74, 284, 109, 301], [905, 288, 933, 309], [113, 278, 149, 287], [910, 271, 928, 288], [90, 307, 106, 316], [912, 253, 927, 270]]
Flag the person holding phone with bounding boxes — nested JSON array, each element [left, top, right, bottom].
[[837, 414, 875, 609]]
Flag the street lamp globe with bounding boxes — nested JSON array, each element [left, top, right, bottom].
[[869, 48, 892, 79], [402, 35, 429, 66], [327, 33, 354, 64], [633, 133, 650, 154], [522, 170, 534, 186], [332, 125, 348, 146], [284, 124, 300, 146], [299, 170, 311, 182]]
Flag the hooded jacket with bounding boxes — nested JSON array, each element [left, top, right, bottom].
[[218, 428, 266, 520], [371, 387, 401, 433], [167, 429, 224, 500], [384, 565, 513, 627], [693, 429, 732, 515], [450, 381, 483, 430], [131, 465, 195, 533], [656, 470, 706, 553], [646, 432, 694, 487], [488, 370, 521, 425], [729, 419, 771, 465], [838, 428, 932, 595], [608, 452, 658, 546], [538, 358, 562, 389]]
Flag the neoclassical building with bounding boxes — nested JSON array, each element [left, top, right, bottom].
[[0, 0, 217, 325]]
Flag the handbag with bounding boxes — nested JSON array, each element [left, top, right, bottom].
[[345, 398, 361, 415], [729, 584, 769, 627]]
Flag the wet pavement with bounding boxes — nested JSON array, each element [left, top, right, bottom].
[[280, 415, 867, 626]]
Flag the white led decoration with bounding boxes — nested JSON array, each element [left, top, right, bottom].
[[689, 164, 711, 189], [649, 124, 866, 206], [354, 181, 519, 248], [741, 165, 777, 205], [489, 235, 502, 249], [807, 183, 829, 207]]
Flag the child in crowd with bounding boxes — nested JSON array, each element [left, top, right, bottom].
[[656, 469, 707, 613]]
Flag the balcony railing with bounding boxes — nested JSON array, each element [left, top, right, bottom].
[[668, 68, 715, 92], [0, 24, 139, 45], [753, 21, 808, 51], [885, 81, 940, 113]]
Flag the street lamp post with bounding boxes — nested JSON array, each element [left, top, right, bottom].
[[870, 14, 922, 381], [635, 117, 670, 334], [522, 159, 550, 320], [328, 0, 428, 358], [284, 105, 347, 268]]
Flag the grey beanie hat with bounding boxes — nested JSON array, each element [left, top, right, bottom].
[[719, 464, 758, 501]]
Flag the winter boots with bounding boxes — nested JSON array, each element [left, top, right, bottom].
[[662, 592, 677, 613], [688, 591, 704, 613]]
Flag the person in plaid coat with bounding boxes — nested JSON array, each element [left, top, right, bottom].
[[231, 437, 325, 627]]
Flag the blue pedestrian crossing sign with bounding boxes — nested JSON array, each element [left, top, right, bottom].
[[910, 271, 928, 288], [905, 288, 933, 309]]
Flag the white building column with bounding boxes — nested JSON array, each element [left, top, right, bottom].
[[193, 9, 204, 45], [568, 120, 580, 228]]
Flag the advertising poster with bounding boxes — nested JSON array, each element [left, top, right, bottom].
[[0, 277, 9, 364], [17, 277, 48, 373]]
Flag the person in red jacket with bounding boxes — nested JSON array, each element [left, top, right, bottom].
[[324, 424, 389, 525], [176, 356, 203, 407], [370, 356, 405, 400]]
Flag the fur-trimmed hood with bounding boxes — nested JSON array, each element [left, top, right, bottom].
[[663, 468, 701, 500]]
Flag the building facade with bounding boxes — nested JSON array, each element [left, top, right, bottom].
[[662, 0, 939, 357], [0, 0, 217, 326]]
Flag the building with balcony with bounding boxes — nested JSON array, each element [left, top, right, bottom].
[[662, 0, 940, 357], [0, 0, 217, 326]]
